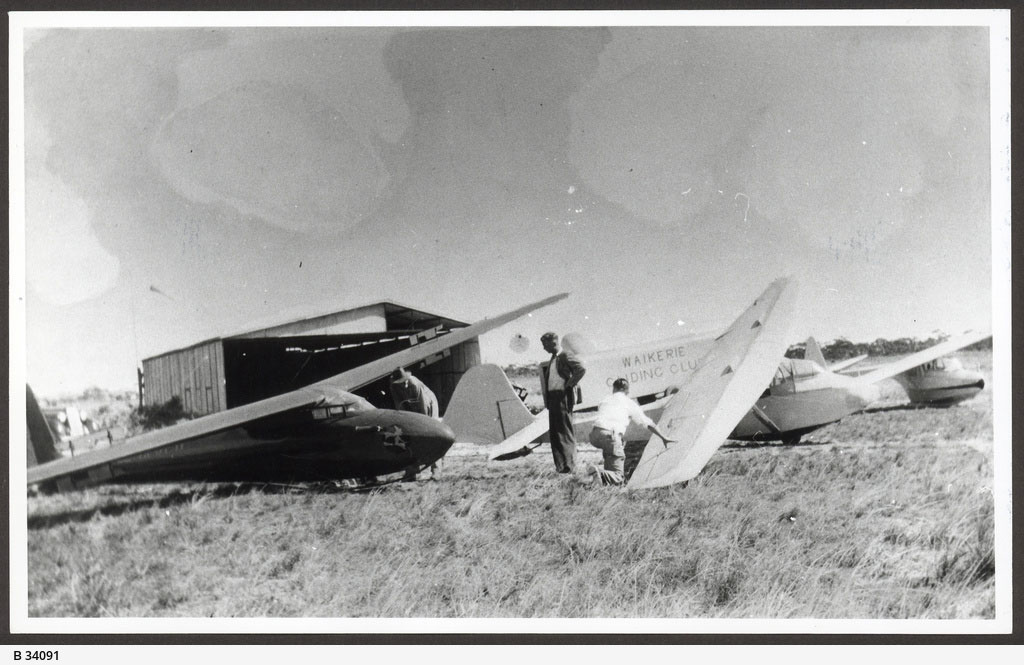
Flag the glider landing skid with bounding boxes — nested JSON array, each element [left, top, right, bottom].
[[331, 463, 439, 493]]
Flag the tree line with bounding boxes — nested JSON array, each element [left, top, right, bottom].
[[785, 335, 992, 361]]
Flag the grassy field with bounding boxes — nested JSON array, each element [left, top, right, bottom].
[[24, 351, 996, 619]]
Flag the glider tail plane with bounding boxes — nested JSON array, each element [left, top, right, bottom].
[[805, 336, 827, 367], [443, 363, 539, 449], [26, 385, 61, 468], [806, 336, 866, 373]]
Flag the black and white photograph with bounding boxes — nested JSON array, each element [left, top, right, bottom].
[[8, 9, 1012, 641]]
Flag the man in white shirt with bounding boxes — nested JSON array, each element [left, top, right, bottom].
[[586, 378, 675, 485]]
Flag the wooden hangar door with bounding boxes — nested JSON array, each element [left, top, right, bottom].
[[413, 339, 481, 414]]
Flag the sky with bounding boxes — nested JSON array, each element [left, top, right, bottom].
[[13, 14, 1006, 396]]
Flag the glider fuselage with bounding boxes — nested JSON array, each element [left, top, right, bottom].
[[891, 358, 985, 406], [42, 407, 454, 490], [102, 410, 454, 485], [565, 340, 877, 444]]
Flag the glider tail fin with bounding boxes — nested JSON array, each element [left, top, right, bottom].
[[442, 364, 538, 446], [26, 385, 60, 467], [805, 336, 827, 367], [806, 337, 869, 374]]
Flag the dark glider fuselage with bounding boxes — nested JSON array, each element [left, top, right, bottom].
[[88, 410, 455, 486]]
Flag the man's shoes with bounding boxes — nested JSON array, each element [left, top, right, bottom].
[[573, 464, 599, 485]]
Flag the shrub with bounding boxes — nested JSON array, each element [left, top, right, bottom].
[[127, 396, 195, 434]]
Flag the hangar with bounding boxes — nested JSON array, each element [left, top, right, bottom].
[[140, 301, 480, 417]]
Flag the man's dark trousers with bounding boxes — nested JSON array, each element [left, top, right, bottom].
[[547, 390, 576, 473]]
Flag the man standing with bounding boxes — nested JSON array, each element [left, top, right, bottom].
[[540, 332, 586, 473], [390, 367, 441, 481], [585, 378, 675, 486]]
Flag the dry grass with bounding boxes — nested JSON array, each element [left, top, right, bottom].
[[27, 438, 994, 619], [24, 351, 996, 619]]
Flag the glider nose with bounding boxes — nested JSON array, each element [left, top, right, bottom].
[[398, 413, 456, 465]]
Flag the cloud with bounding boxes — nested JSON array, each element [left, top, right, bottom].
[[26, 170, 120, 305], [177, 29, 410, 145], [383, 28, 610, 193], [152, 81, 390, 233], [568, 27, 988, 257], [24, 30, 207, 196], [569, 29, 770, 226], [741, 31, 967, 253]]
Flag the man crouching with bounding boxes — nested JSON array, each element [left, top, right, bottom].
[[583, 378, 675, 486]]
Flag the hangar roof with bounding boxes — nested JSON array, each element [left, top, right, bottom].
[[229, 300, 468, 338], [143, 301, 469, 362]]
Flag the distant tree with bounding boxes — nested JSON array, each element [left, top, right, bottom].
[[127, 396, 195, 435], [503, 364, 540, 380], [81, 386, 107, 401], [966, 337, 993, 351], [823, 337, 860, 360], [784, 343, 806, 359]]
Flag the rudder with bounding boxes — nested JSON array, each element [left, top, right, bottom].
[[442, 364, 537, 445], [26, 385, 60, 467], [805, 336, 827, 367]]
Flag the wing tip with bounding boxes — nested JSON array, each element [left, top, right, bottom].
[[508, 292, 569, 316], [548, 292, 570, 304]]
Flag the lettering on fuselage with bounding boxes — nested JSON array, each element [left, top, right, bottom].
[[606, 345, 700, 387], [621, 346, 690, 368]]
